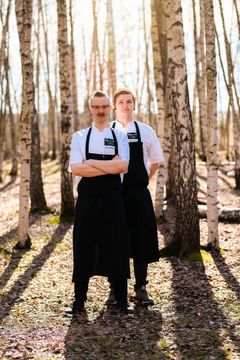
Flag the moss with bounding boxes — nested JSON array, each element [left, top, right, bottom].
[[186, 249, 213, 263], [0, 247, 12, 256], [48, 215, 61, 225]]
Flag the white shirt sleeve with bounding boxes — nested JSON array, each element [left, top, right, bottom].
[[147, 127, 165, 164], [117, 132, 130, 162], [69, 132, 85, 166]]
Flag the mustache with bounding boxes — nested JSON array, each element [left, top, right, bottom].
[[97, 113, 105, 117]]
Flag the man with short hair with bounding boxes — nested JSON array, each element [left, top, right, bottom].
[[108, 88, 164, 305], [68, 90, 130, 314]]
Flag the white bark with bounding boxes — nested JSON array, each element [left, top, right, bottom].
[[204, 0, 219, 249], [15, 0, 34, 247]]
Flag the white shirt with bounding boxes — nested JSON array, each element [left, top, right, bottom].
[[111, 120, 164, 174], [69, 124, 130, 184]]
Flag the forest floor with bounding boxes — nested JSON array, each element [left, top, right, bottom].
[[0, 159, 240, 360]]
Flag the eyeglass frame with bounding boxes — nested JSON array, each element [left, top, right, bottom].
[[91, 105, 110, 110]]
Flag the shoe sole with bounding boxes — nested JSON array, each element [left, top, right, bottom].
[[135, 298, 154, 306]]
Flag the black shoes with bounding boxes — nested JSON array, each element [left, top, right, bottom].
[[116, 301, 129, 314], [65, 300, 85, 315], [135, 285, 154, 305]]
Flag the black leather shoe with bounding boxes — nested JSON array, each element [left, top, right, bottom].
[[65, 301, 85, 315], [116, 301, 129, 314]]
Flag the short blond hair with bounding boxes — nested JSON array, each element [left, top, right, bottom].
[[112, 88, 136, 109]]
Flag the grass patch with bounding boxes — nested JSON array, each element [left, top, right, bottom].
[[0, 247, 12, 256], [48, 215, 61, 225], [187, 249, 213, 263], [158, 338, 171, 350]]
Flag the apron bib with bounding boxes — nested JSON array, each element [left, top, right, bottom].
[[112, 121, 159, 263], [72, 127, 130, 281]]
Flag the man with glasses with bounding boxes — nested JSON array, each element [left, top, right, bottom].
[[68, 90, 130, 315]]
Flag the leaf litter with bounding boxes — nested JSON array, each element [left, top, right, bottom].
[[0, 160, 240, 359]]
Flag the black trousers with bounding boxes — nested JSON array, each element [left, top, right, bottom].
[[133, 258, 148, 291], [108, 259, 148, 292], [75, 278, 128, 304]]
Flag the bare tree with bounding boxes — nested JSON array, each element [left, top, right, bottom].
[[218, 0, 240, 189], [15, 0, 35, 249], [69, 0, 79, 132], [160, 0, 200, 256], [106, 0, 116, 97], [193, 0, 207, 160], [56, 0, 74, 220], [204, 0, 219, 250], [151, 0, 168, 220]]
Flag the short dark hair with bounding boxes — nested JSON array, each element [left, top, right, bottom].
[[88, 90, 110, 107], [112, 88, 136, 109]]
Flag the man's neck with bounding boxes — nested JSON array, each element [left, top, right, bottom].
[[92, 120, 109, 131], [116, 115, 133, 128]]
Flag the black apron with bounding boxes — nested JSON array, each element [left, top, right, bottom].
[[112, 121, 159, 263], [72, 126, 130, 282]]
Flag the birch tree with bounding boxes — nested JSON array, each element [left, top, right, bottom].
[[218, 0, 240, 189], [160, 0, 200, 256], [56, 0, 74, 220], [205, 0, 219, 249], [106, 0, 116, 97], [151, 0, 167, 220], [69, 0, 79, 132], [15, 0, 34, 249]]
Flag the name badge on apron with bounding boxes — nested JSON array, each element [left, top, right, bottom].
[[127, 132, 138, 140], [104, 138, 115, 149]]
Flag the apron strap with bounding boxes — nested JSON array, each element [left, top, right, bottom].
[[86, 126, 118, 158], [110, 128, 118, 156], [85, 126, 92, 159], [134, 121, 142, 142], [113, 120, 141, 142]]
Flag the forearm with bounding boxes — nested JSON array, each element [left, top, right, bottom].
[[87, 159, 128, 174], [71, 163, 106, 177], [149, 163, 159, 180]]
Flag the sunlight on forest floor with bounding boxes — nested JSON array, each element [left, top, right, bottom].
[[0, 160, 240, 359]]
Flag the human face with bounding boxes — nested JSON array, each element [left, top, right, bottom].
[[90, 96, 111, 124], [115, 94, 135, 121]]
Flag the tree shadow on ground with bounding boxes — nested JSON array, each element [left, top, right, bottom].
[[0, 213, 39, 247], [0, 223, 71, 323], [160, 206, 240, 359], [0, 250, 24, 290], [211, 252, 240, 297], [0, 176, 18, 192], [64, 305, 167, 360]]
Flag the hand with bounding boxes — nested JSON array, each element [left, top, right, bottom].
[[113, 155, 121, 160]]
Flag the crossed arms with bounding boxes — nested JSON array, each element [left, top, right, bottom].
[[71, 156, 128, 177]]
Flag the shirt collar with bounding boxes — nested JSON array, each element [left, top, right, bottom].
[[115, 119, 135, 129]]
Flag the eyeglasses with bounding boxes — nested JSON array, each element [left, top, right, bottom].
[[91, 105, 110, 110]]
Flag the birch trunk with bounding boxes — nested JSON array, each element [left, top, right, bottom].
[[6, 57, 18, 177], [161, 0, 200, 256], [69, 0, 79, 132], [204, 0, 219, 250], [151, 0, 167, 220], [15, 0, 34, 249], [106, 0, 116, 97], [56, 0, 74, 220], [198, 0, 207, 160], [218, 0, 240, 189], [30, 0, 47, 212]]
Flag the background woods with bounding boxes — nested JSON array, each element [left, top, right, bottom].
[[0, 0, 240, 249], [0, 1, 240, 359]]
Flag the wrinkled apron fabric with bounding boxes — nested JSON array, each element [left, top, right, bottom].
[[72, 127, 130, 282], [113, 121, 159, 263]]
